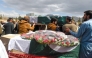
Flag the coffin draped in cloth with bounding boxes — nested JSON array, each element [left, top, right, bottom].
[[28, 39, 80, 58]]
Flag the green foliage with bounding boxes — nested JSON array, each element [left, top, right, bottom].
[[0, 15, 2, 19], [18, 15, 22, 20]]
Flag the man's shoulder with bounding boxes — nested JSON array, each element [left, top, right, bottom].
[[9, 22, 14, 25], [63, 24, 72, 26], [25, 22, 30, 24], [48, 23, 53, 25], [82, 21, 90, 25], [63, 24, 77, 28], [71, 24, 77, 26], [48, 23, 55, 26], [62, 24, 71, 29], [24, 22, 31, 26], [5, 22, 13, 26], [4, 23, 8, 25]]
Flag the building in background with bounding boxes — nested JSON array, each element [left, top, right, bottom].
[[26, 13, 34, 16]]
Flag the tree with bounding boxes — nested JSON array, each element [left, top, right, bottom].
[[0, 14, 2, 19], [78, 19, 81, 22], [78, 17, 81, 23], [18, 15, 22, 20]]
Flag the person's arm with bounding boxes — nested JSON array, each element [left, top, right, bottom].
[[48, 24, 57, 31], [69, 23, 87, 38], [51, 25, 57, 31], [3, 24, 5, 31], [27, 23, 35, 31], [11, 23, 14, 33], [62, 25, 66, 32], [71, 25, 78, 32], [3, 24, 5, 28]]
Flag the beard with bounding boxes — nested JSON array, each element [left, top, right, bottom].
[[83, 17, 88, 22], [83, 19, 87, 21]]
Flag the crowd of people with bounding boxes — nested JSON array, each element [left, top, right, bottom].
[[65, 10, 92, 58], [0, 15, 79, 35], [47, 10, 92, 58], [0, 16, 35, 35], [0, 10, 92, 58], [47, 16, 79, 34]]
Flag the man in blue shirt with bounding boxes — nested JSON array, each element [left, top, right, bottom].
[[65, 10, 92, 58]]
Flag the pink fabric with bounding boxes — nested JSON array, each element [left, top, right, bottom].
[[9, 52, 53, 58]]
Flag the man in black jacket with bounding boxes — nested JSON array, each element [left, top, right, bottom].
[[3, 18, 14, 34]]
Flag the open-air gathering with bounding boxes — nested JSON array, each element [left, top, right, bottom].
[[0, 0, 92, 58]]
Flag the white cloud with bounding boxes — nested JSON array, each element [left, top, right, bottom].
[[3, 0, 92, 16], [0, 10, 25, 17]]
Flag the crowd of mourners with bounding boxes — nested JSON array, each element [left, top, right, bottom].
[[0, 16, 35, 35], [0, 10, 92, 58], [0, 15, 80, 35]]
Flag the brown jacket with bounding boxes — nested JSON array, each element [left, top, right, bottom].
[[62, 24, 78, 35], [62, 24, 78, 34], [47, 23, 57, 31], [18, 20, 34, 34]]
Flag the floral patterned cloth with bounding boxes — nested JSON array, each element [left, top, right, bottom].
[[21, 30, 79, 47], [34, 30, 79, 47], [21, 32, 35, 40]]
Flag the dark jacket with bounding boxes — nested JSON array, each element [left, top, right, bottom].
[[14, 23, 19, 34], [3, 22, 14, 34]]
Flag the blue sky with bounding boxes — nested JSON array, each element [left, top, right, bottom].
[[0, 0, 26, 17], [0, 0, 24, 13]]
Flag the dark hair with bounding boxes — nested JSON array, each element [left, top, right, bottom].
[[84, 10, 92, 19], [20, 18, 27, 21], [66, 16, 72, 22], [51, 18, 57, 23], [7, 18, 13, 22]]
